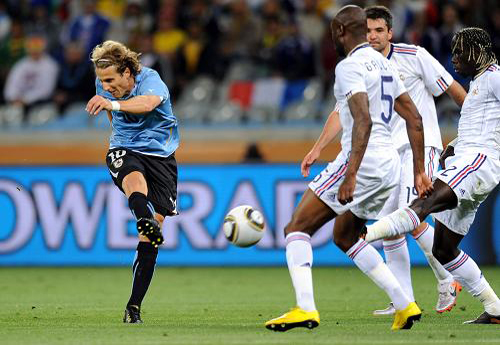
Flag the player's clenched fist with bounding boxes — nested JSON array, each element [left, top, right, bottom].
[[86, 95, 112, 116], [337, 175, 356, 205]]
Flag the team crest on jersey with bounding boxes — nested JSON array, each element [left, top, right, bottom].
[[472, 87, 479, 95], [113, 158, 123, 169], [399, 73, 405, 81]]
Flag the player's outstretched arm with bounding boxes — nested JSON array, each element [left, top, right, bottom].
[[86, 95, 162, 116], [301, 109, 342, 177], [445, 81, 467, 107], [337, 93, 371, 205], [394, 92, 433, 197]]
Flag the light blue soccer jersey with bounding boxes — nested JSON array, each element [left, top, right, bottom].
[[96, 66, 179, 157]]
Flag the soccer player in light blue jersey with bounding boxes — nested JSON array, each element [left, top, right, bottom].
[[86, 40, 179, 324]]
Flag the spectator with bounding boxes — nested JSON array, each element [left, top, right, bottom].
[[488, 7, 500, 59], [107, 0, 153, 45], [25, 2, 61, 55], [274, 19, 315, 80], [219, 0, 262, 60], [3, 35, 59, 120], [52, 42, 95, 113], [0, 19, 25, 102], [0, 1, 11, 42], [133, 33, 173, 88], [61, 0, 110, 55], [296, 0, 326, 48], [438, 3, 463, 62], [152, 1, 186, 58]]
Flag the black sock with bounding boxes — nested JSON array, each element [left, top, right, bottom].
[[127, 242, 158, 308], [128, 192, 154, 220]]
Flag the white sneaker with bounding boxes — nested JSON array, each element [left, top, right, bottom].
[[436, 280, 462, 313], [373, 302, 396, 316]]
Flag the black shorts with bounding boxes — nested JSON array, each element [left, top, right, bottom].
[[106, 148, 178, 217]]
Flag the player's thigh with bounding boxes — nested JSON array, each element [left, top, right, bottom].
[[139, 153, 178, 218], [286, 188, 337, 236], [106, 148, 147, 196]]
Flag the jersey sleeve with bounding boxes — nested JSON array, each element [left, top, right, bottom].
[[488, 71, 500, 101], [137, 70, 169, 103], [335, 60, 366, 100], [416, 47, 454, 96]]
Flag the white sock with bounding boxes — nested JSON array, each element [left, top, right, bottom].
[[383, 237, 414, 302], [285, 232, 316, 312], [444, 251, 500, 315], [347, 239, 410, 310], [413, 223, 453, 283], [366, 207, 420, 242]]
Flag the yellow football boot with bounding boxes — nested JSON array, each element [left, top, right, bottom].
[[265, 307, 320, 332], [391, 302, 422, 330]]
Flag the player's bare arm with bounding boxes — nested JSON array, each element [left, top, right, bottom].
[[86, 94, 162, 116], [445, 81, 467, 107], [301, 109, 342, 177], [394, 92, 433, 197], [337, 93, 371, 205]]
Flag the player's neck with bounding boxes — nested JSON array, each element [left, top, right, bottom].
[[381, 43, 391, 58], [346, 40, 369, 55]]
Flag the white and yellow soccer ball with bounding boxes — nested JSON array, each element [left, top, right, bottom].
[[223, 205, 266, 247]]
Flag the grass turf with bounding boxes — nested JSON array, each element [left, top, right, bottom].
[[0, 267, 499, 345]]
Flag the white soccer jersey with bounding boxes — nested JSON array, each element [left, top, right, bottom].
[[387, 43, 454, 150], [334, 43, 406, 154], [454, 64, 500, 158]]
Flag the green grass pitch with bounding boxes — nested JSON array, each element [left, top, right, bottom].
[[0, 266, 499, 345]]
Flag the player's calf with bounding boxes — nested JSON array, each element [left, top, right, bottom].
[[137, 218, 164, 247]]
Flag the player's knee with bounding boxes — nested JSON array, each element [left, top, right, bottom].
[[122, 171, 147, 195], [284, 218, 310, 237], [432, 245, 451, 264], [333, 235, 355, 252]]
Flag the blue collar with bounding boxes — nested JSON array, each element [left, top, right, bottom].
[[386, 43, 394, 60]]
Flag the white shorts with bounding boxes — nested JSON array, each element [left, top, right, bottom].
[[377, 145, 440, 218], [433, 152, 500, 235], [309, 149, 400, 220]]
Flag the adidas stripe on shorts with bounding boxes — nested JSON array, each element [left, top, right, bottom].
[[433, 151, 500, 235], [309, 148, 400, 220]]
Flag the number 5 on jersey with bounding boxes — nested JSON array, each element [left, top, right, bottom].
[[381, 76, 393, 124]]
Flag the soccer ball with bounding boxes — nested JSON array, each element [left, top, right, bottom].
[[223, 205, 265, 247]]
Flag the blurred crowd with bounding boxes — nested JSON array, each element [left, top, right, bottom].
[[0, 0, 499, 126]]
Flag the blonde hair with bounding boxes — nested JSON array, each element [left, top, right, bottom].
[[90, 40, 142, 76]]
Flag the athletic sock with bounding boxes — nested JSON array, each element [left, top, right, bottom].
[[383, 237, 414, 302], [444, 251, 500, 315], [127, 241, 159, 308], [128, 192, 155, 220], [347, 239, 410, 310], [285, 232, 316, 312], [413, 223, 453, 283], [365, 207, 420, 242]]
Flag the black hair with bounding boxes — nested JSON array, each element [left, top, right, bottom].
[[365, 5, 393, 30]]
